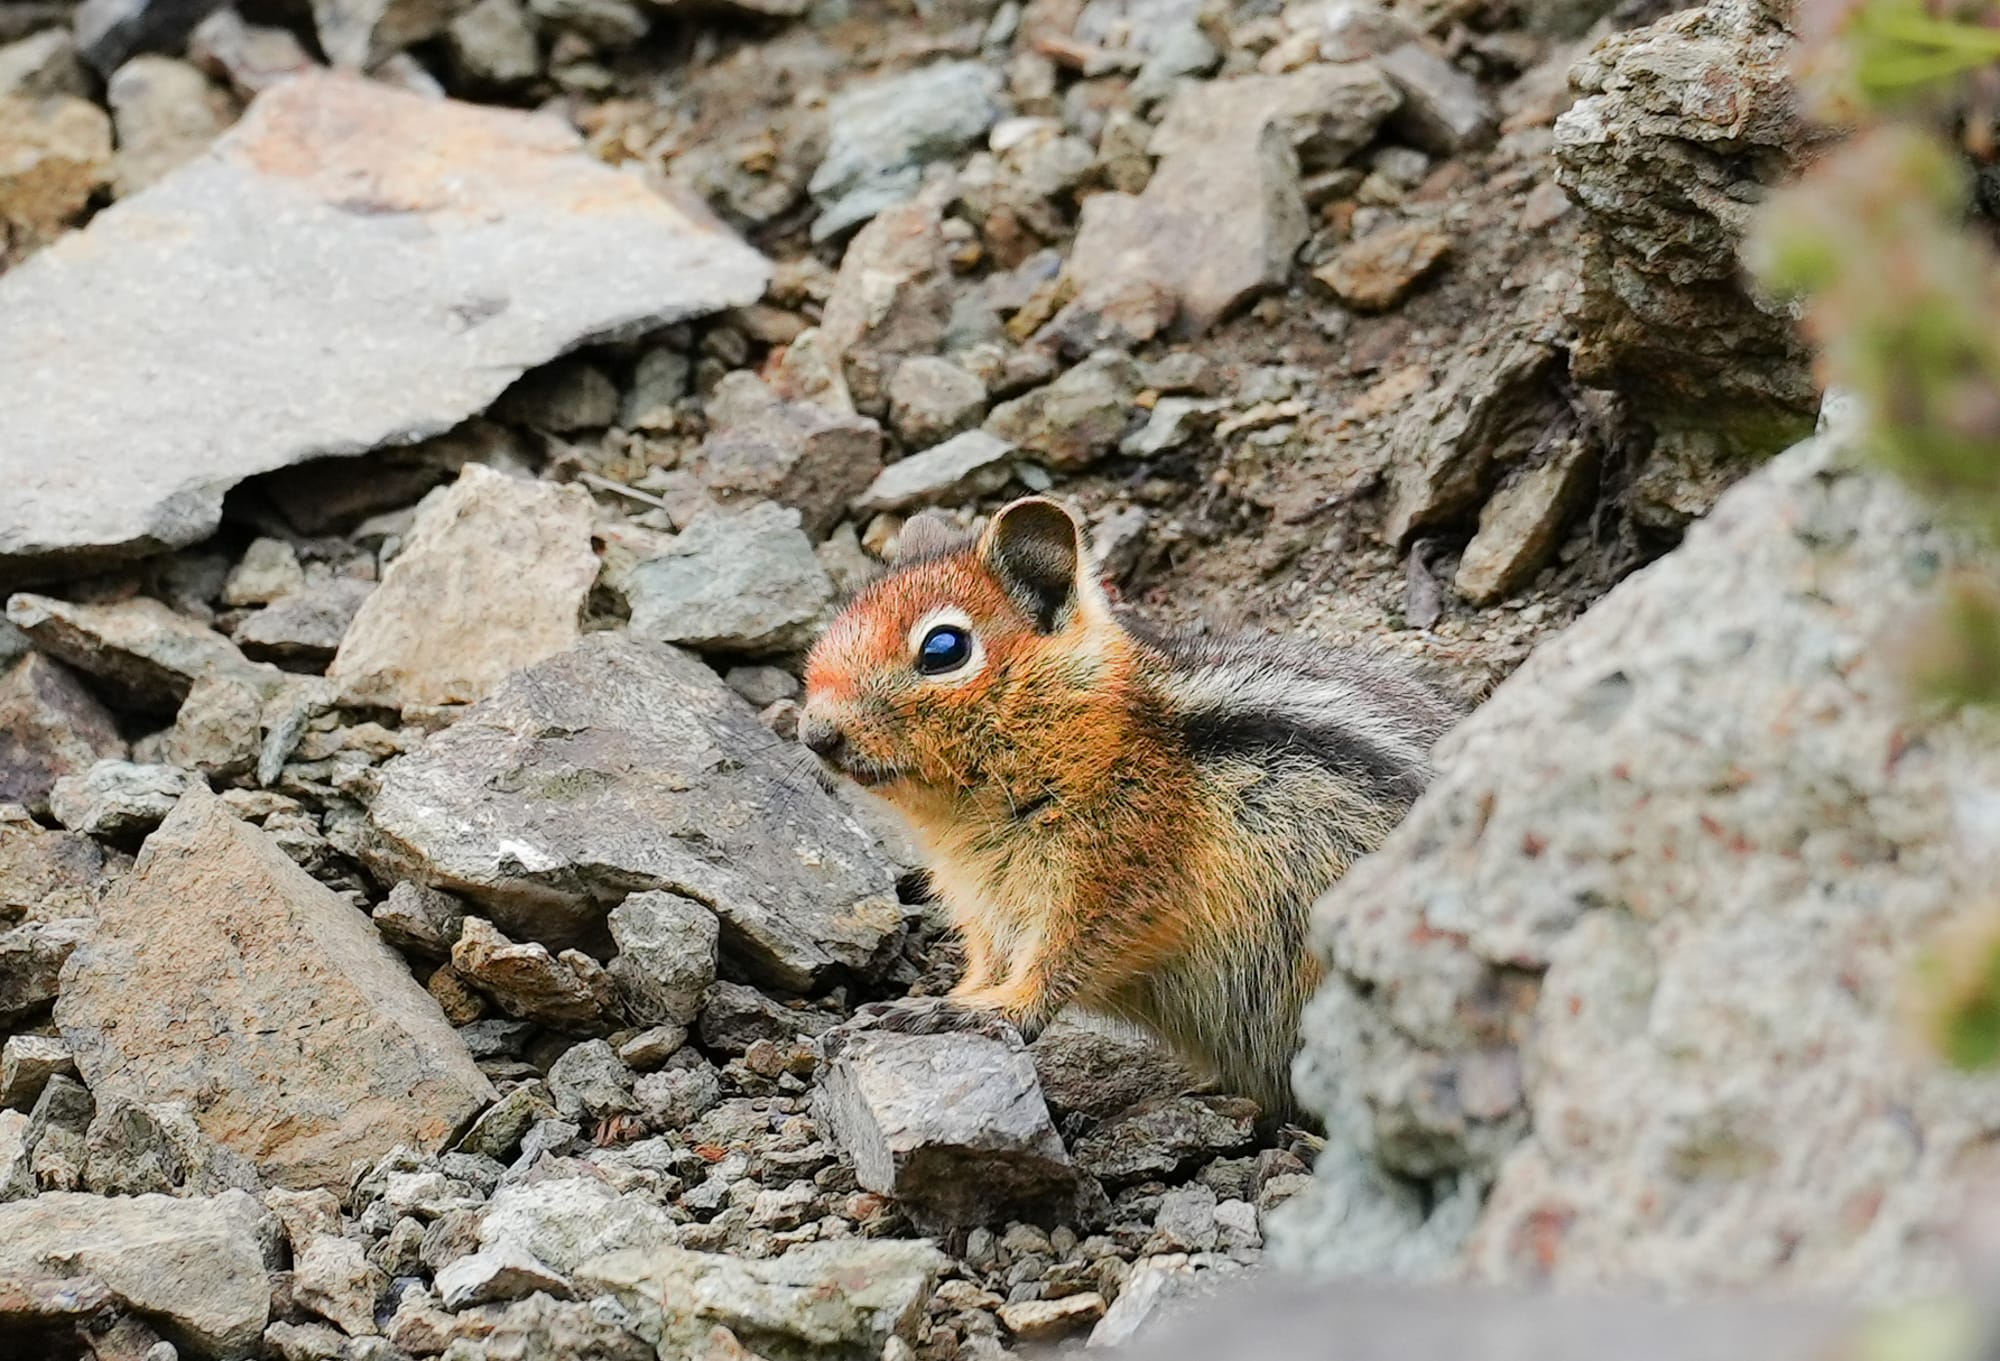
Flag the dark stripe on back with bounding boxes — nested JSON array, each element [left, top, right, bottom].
[[1179, 705, 1428, 808]]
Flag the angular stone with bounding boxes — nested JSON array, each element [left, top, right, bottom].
[[187, 8, 316, 97], [0, 93, 111, 249], [1453, 439, 1597, 605], [447, 0, 540, 86], [1377, 42, 1495, 155], [294, 1234, 387, 1336], [1072, 1095, 1257, 1186], [0, 654, 126, 817], [622, 503, 834, 657], [1283, 425, 2000, 1293], [814, 1014, 1075, 1228], [1000, 1293, 1103, 1342], [1067, 66, 1399, 335], [436, 1241, 574, 1309], [1030, 1015, 1194, 1120], [25, 1071, 93, 1190], [328, 466, 598, 710], [55, 786, 494, 1191], [106, 55, 231, 198], [161, 674, 264, 779], [4, 593, 275, 712], [0, 71, 768, 589], [608, 891, 718, 1029], [313, 0, 472, 69], [0, 1190, 271, 1357], [579, 1239, 946, 1361], [887, 357, 986, 447], [545, 1039, 636, 1122], [690, 374, 885, 538], [1314, 222, 1451, 313], [808, 61, 1003, 240], [451, 917, 607, 1031], [493, 357, 619, 432], [374, 881, 468, 960], [366, 633, 902, 988], [818, 200, 957, 413], [0, 918, 85, 1023], [0, 1109, 33, 1201], [0, 806, 115, 923], [235, 577, 375, 667], [49, 761, 199, 841], [82, 1095, 263, 1198], [478, 1176, 678, 1274], [223, 539, 306, 607], [984, 350, 1139, 471], [0, 1033, 75, 1110], [73, 0, 227, 74], [853, 430, 1017, 515], [698, 981, 835, 1055]]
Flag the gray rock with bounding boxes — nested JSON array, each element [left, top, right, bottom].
[[106, 54, 231, 198], [817, 200, 957, 413], [1282, 424, 2000, 1294], [0, 1032, 75, 1110], [73, 0, 226, 75], [690, 374, 886, 538], [813, 1012, 1075, 1228], [478, 1175, 678, 1274], [528, 0, 646, 46], [312, 0, 473, 69], [235, 577, 375, 667], [187, 7, 316, 97], [608, 891, 718, 1029], [1068, 66, 1398, 335], [493, 357, 620, 432], [1377, 43, 1495, 155], [809, 61, 1004, 240], [0, 618, 26, 671], [1452, 438, 1597, 605], [0, 918, 86, 1024], [294, 1233, 389, 1336], [578, 1239, 946, 1361], [0, 71, 768, 590], [983, 350, 1138, 471], [454, 1083, 556, 1161], [0, 1190, 273, 1356], [0, 92, 111, 249], [1072, 1095, 1257, 1187], [365, 633, 903, 989], [55, 786, 495, 1191], [0, 653, 126, 817], [49, 761, 200, 841], [886, 356, 986, 447], [1085, 1251, 1247, 1350], [160, 673, 265, 780], [722, 665, 799, 708], [26, 1071, 93, 1191], [0, 1109, 32, 1201], [0, 28, 89, 98], [618, 346, 692, 432], [447, 0, 540, 86], [451, 917, 608, 1031], [546, 1039, 637, 1122], [1029, 1014, 1194, 1119], [1553, 0, 1820, 450], [853, 430, 1018, 515], [436, 1240, 575, 1309], [82, 1096, 263, 1198], [5, 593, 277, 712], [634, 1063, 721, 1129], [223, 538, 306, 607], [623, 503, 835, 657], [375, 881, 469, 960], [698, 981, 834, 1055], [329, 465, 599, 710]]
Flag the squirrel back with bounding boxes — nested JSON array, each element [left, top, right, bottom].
[[801, 498, 1462, 1119]]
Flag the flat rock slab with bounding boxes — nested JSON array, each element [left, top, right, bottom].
[[364, 633, 904, 991], [0, 70, 769, 588], [813, 1013, 1076, 1228], [55, 785, 494, 1191], [0, 1190, 271, 1358], [328, 465, 598, 709]]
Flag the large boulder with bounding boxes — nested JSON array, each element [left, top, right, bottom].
[[0, 71, 767, 588], [55, 786, 494, 1191], [364, 633, 905, 990], [1276, 423, 2000, 1294]]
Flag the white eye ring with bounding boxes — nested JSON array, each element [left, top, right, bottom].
[[908, 606, 985, 683]]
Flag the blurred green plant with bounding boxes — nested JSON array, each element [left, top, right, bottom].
[[1749, 0, 2000, 708]]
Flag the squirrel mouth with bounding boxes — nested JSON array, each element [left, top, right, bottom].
[[829, 756, 900, 788]]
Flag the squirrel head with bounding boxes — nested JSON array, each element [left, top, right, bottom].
[[801, 497, 1124, 806]]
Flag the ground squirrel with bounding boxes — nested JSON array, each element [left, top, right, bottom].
[[800, 497, 1462, 1119]]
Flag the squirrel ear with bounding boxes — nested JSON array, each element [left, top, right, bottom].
[[893, 511, 964, 564], [980, 497, 1087, 631]]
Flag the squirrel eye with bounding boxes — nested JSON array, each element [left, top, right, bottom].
[[916, 624, 973, 676]]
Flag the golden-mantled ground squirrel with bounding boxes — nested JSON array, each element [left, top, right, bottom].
[[801, 497, 1462, 1119]]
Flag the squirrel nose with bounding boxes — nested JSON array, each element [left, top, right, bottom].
[[800, 712, 846, 762]]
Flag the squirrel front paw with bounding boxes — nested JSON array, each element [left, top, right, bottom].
[[849, 995, 1029, 1043]]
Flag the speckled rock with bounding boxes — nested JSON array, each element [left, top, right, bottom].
[[1280, 424, 2000, 1295], [0, 653, 126, 817]]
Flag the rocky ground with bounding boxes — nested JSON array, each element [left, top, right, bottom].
[[2, 0, 1977, 1358]]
